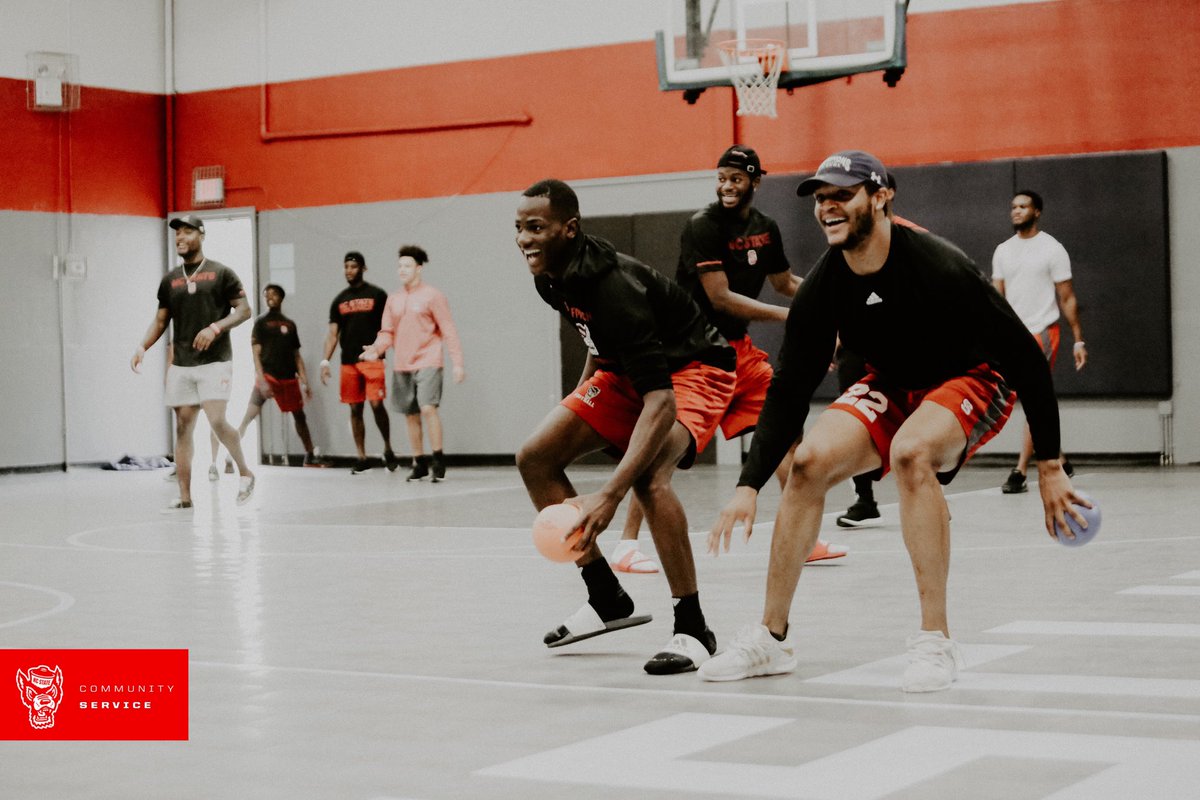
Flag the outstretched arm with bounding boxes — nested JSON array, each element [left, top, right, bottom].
[[699, 270, 788, 323]]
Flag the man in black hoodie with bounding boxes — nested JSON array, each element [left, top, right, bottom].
[[514, 178, 737, 675]]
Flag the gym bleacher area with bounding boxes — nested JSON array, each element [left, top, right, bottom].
[[2, 460, 1198, 798]]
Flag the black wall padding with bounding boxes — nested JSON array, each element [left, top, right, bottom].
[[754, 151, 1171, 399], [571, 151, 1171, 413]]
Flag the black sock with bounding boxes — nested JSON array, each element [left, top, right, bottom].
[[672, 592, 707, 638], [580, 559, 632, 621], [852, 474, 874, 503], [771, 624, 788, 642]]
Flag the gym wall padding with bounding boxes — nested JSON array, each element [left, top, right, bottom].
[[577, 151, 1171, 403], [754, 151, 1172, 399]]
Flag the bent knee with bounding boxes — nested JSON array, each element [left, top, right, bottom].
[[788, 442, 845, 488], [889, 436, 942, 476]]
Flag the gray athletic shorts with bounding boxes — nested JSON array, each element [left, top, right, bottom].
[[392, 368, 443, 414], [164, 361, 232, 407]]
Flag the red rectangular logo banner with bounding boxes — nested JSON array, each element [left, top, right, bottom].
[[1, 649, 188, 740]]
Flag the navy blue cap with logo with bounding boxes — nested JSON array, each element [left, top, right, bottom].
[[796, 150, 890, 196]]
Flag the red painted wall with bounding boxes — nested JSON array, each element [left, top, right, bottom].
[[3, 0, 1197, 217], [2, 81, 163, 215]]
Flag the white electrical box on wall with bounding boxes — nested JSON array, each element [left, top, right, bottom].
[[54, 255, 88, 281], [26, 51, 80, 111]]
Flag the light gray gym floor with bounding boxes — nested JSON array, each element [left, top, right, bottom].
[[1, 460, 1197, 799]]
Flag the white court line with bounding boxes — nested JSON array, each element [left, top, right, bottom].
[[1172, 570, 1200, 580], [989, 620, 1200, 637], [0, 581, 77, 630], [1119, 585, 1200, 596], [188, 659, 1200, 725], [810, 646, 1200, 699]]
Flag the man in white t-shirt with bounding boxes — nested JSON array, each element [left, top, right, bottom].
[[992, 190, 1087, 494]]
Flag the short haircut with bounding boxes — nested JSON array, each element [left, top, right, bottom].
[[344, 250, 366, 267], [1014, 189, 1044, 212], [398, 245, 429, 265], [263, 283, 285, 299], [523, 178, 580, 222]]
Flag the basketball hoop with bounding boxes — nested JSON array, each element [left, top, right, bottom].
[[717, 39, 786, 118]]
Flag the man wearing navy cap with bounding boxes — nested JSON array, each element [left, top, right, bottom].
[[131, 214, 257, 511], [702, 150, 1085, 691]]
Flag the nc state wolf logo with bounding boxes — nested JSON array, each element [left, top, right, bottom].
[[16, 664, 63, 730]]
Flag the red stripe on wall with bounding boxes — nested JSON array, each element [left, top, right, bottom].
[[170, 0, 1200, 211], [1, 0, 1196, 217], [1, 81, 164, 216]]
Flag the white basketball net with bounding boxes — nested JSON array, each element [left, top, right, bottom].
[[717, 39, 785, 118]]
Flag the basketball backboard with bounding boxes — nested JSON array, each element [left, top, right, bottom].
[[657, 0, 908, 100]]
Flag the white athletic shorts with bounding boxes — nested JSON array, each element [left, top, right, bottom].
[[164, 361, 233, 407]]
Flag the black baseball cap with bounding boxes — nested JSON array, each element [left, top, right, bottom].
[[796, 150, 890, 196], [168, 214, 205, 233], [717, 145, 765, 177]]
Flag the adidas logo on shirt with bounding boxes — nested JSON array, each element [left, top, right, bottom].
[[865, 292, 883, 306]]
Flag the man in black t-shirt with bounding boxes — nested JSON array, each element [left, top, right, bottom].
[[702, 151, 1086, 691], [130, 214, 257, 511], [319, 251, 398, 474], [221, 284, 320, 466], [613, 145, 845, 573], [515, 179, 737, 676]]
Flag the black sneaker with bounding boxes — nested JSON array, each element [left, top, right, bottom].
[[1063, 458, 1074, 478], [836, 499, 881, 528], [350, 459, 373, 475], [384, 450, 400, 472], [1001, 469, 1028, 494], [406, 455, 429, 481], [431, 452, 446, 482]]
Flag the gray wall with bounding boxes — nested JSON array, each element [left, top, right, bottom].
[[0, 212, 168, 469], [2, 151, 1197, 469]]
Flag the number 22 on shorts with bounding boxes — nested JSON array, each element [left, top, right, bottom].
[[835, 382, 888, 421]]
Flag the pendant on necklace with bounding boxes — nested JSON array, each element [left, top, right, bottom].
[[187, 281, 197, 294]]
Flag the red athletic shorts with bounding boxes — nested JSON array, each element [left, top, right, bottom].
[[719, 336, 774, 439], [831, 363, 1016, 485], [561, 362, 736, 469], [340, 361, 387, 404], [1033, 322, 1061, 367], [263, 375, 304, 413]]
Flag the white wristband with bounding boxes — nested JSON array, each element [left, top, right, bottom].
[[209, 322, 221, 336], [1073, 341, 1086, 349], [320, 359, 330, 368]]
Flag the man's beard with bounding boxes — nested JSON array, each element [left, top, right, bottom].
[[1012, 218, 1035, 233], [833, 207, 876, 251]]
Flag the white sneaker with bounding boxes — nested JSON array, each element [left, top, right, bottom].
[[902, 630, 965, 692], [208, 464, 220, 482], [162, 465, 177, 481], [160, 498, 193, 514], [236, 475, 256, 505], [698, 623, 797, 682]]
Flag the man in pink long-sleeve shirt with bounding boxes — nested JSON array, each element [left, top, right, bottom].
[[362, 245, 465, 482]]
